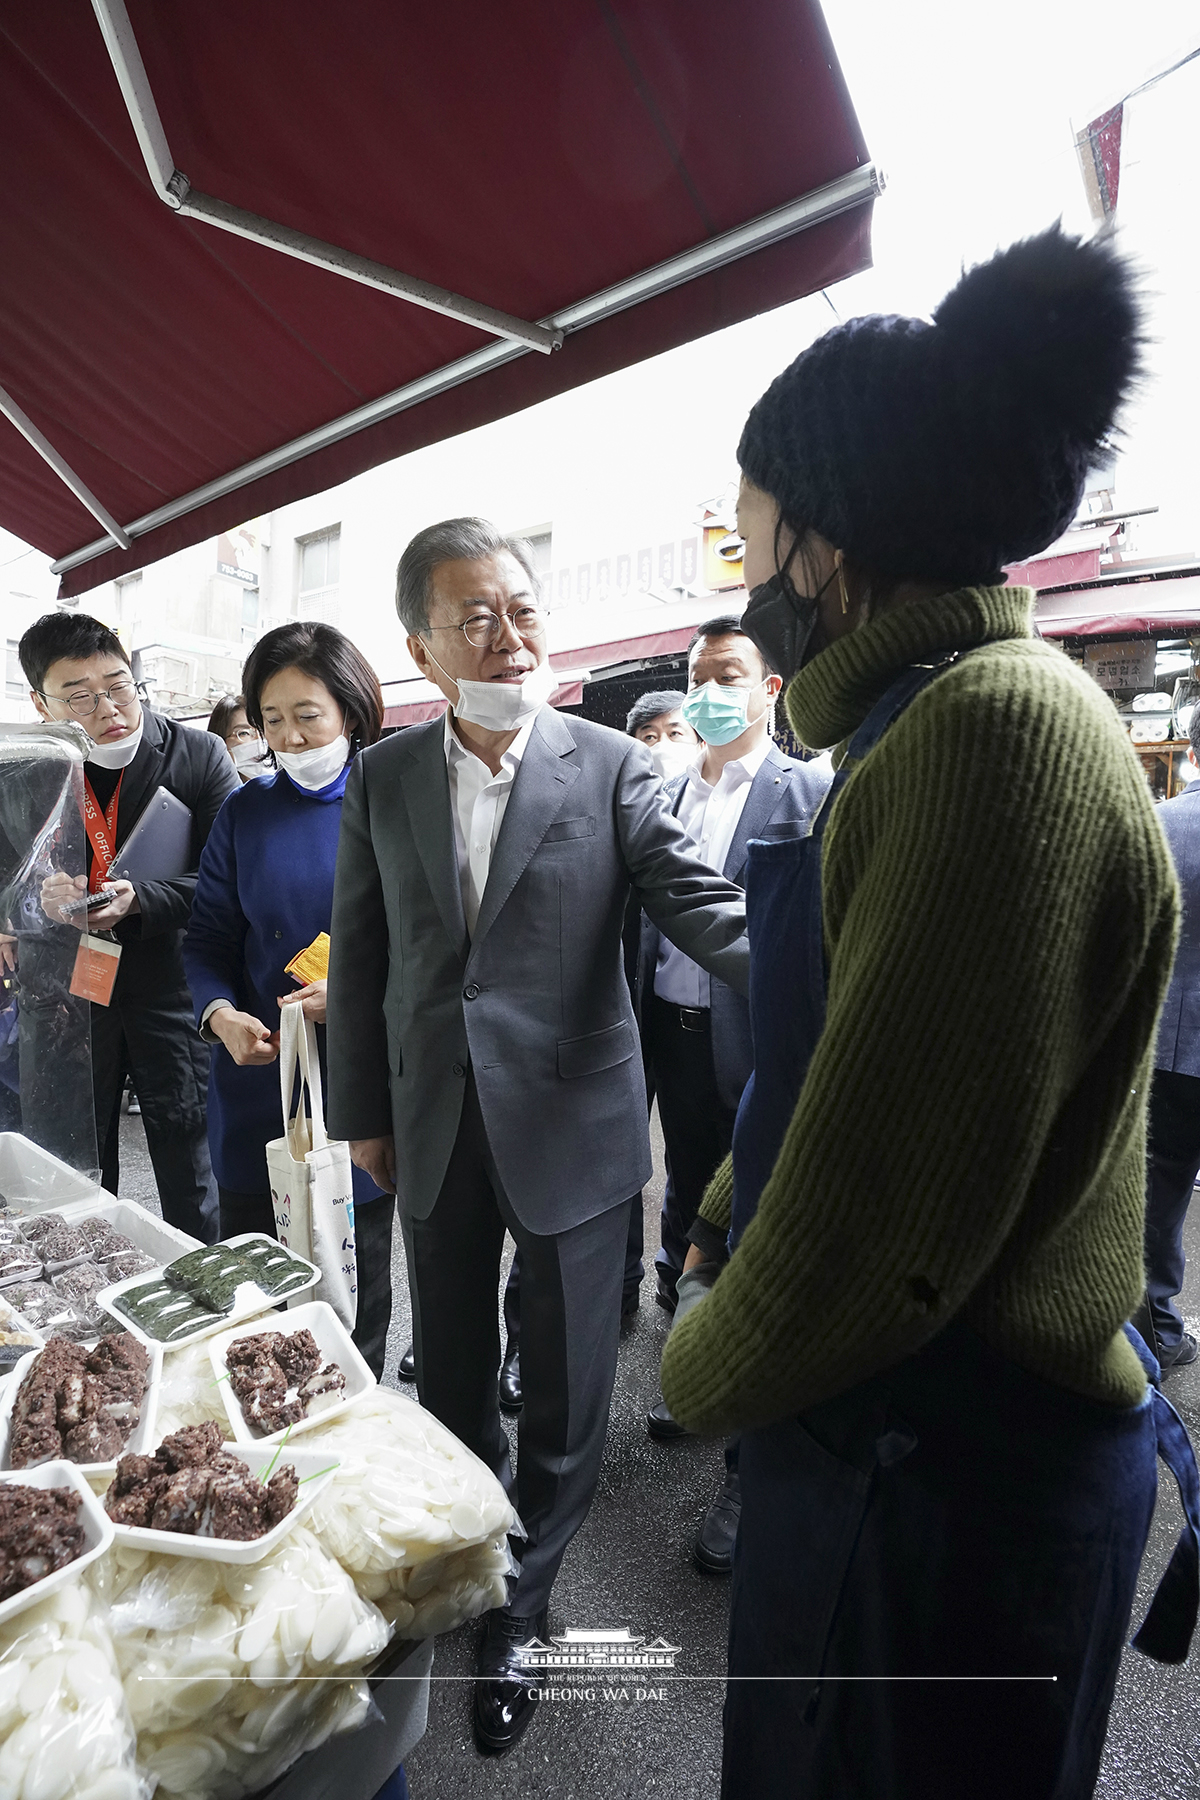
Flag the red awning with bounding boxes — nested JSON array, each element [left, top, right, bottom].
[[1035, 572, 1200, 637], [0, 2, 876, 597]]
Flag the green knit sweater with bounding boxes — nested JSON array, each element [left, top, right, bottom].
[[661, 586, 1178, 1435]]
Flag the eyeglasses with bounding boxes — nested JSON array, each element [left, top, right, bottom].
[[39, 678, 141, 718], [426, 605, 546, 650], [227, 726, 260, 744]]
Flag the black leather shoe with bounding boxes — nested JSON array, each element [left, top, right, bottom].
[[498, 1349, 523, 1414], [1160, 1332, 1199, 1372], [473, 1605, 548, 1754], [397, 1343, 416, 1382], [621, 1287, 640, 1318], [694, 1469, 741, 1574], [646, 1397, 689, 1441], [654, 1275, 678, 1315]]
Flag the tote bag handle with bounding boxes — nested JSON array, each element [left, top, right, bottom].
[[278, 1001, 328, 1154]]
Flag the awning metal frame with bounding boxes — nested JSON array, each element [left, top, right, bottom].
[[36, 0, 883, 578]]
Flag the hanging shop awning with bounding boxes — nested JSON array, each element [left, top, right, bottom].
[[0, 1, 877, 598], [1035, 569, 1200, 637]]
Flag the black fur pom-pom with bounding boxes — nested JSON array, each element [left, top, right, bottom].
[[932, 224, 1142, 459]]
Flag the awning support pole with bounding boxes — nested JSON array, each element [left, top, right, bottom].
[[89, 0, 559, 352], [50, 162, 882, 578], [0, 385, 132, 550]]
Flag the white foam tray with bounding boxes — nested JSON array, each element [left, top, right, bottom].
[[107, 1441, 340, 1563], [210, 1301, 376, 1445], [0, 1341, 162, 1480], [0, 1459, 114, 1628], [97, 1234, 321, 1354], [53, 1195, 202, 1263]]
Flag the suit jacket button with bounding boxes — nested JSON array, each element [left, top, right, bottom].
[[452, 1062, 465, 1076], [275, 929, 283, 939], [464, 983, 479, 1000]]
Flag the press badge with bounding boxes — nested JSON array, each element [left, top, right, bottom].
[[69, 933, 121, 1006]]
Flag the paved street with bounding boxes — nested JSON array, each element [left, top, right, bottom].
[[116, 1107, 1200, 1799]]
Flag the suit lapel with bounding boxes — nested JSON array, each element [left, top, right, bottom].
[[468, 708, 580, 958], [113, 708, 167, 848], [724, 746, 793, 881], [400, 720, 469, 961]]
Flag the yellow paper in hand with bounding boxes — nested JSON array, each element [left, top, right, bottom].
[[285, 931, 330, 986]]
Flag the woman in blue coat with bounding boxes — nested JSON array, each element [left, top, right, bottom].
[[183, 621, 394, 1375]]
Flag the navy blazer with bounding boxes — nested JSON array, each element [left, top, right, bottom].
[[636, 741, 833, 1107], [1155, 780, 1200, 1075]]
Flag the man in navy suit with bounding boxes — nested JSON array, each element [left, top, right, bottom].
[[1146, 711, 1200, 1370], [637, 616, 832, 1569]]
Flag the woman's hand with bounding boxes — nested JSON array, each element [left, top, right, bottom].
[[0, 934, 16, 974], [210, 1006, 280, 1066], [278, 978, 327, 1024]]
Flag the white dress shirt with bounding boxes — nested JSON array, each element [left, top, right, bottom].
[[653, 737, 772, 1007], [444, 708, 538, 937]]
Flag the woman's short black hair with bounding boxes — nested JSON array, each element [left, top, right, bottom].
[[18, 612, 129, 694], [207, 694, 247, 742], [626, 690, 688, 737], [241, 622, 383, 750]]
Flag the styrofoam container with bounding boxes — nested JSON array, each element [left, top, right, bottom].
[[106, 1441, 340, 1563], [0, 1340, 163, 1479], [0, 1458, 114, 1627], [0, 1133, 101, 1213], [96, 1233, 321, 1353], [210, 1301, 376, 1445], [53, 1195, 202, 1267]]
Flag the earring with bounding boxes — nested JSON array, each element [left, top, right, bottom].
[[836, 553, 850, 615]]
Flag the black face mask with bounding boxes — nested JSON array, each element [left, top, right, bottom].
[[740, 564, 839, 688]]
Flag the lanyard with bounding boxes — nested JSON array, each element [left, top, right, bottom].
[[82, 772, 123, 892]]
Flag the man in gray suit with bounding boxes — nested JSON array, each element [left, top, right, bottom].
[[326, 518, 748, 1756]]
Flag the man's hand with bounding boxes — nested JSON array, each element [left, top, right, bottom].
[[0, 934, 16, 974], [210, 1006, 280, 1067], [278, 979, 327, 1024], [40, 873, 139, 931], [350, 1135, 396, 1195], [683, 1244, 708, 1274]]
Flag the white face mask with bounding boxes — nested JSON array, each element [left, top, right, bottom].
[[274, 734, 350, 791], [87, 716, 144, 770], [231, 738, 271, 778], [649, 741, 696, 781], [423, 643, 557, 732]]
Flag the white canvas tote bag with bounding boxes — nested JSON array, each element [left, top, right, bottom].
[[266, 1001, 358, 1327]]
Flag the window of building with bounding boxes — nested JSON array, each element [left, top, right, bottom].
[[296, 527, 340, 624], [5, 639, 26, 699]]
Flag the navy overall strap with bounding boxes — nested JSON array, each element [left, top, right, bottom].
[[1125, 1323, 1200, 1663]]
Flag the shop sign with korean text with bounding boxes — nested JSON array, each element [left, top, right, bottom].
[[1083, 641, 1157, 690]]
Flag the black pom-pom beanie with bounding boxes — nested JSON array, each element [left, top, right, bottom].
[[738, 225, 1142, 584]]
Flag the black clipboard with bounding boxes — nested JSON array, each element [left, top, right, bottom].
[[109, 786, 193, 883]]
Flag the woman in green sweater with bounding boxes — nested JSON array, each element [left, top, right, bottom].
[[660, 227, 1199, 1797]]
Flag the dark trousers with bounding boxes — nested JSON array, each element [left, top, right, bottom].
[[724, 1322, 1157, 1800], [502, 1198, 643, 1356], [92, 995, 218, 1243], [1146, 1066, 1200, 1354], [217, 1183, 396, 1381], [403, 1076, 631, 1614], [645, 992, 738, 1292]]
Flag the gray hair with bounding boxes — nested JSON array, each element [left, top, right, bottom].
[[395, 517, 541, 636]]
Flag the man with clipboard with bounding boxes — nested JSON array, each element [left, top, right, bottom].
[[19, 614, 236, 1240]]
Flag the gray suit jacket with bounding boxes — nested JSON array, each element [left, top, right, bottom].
[[1155, 781, 1200, 1076], [636, 742, 832, 1107], [326, 707, 749, 1232]]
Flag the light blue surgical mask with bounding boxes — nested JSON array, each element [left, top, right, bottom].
[[680, 680, 765, 747]]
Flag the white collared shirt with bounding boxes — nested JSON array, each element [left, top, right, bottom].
[[654, 737, 772, 1008], [444, 709, 537, 936]]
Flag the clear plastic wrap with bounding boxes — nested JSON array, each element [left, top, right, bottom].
[[305, 1388, 519, 1635], [0, 1569, 146, 1800], [152, 1340, 236, 1441], [93, 1526, 388, 1799], [2, 1287, 87, 1342]]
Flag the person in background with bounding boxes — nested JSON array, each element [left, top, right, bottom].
[[626, 690, 700, 781], [23, 611, 236, 1240], [207, 693, 271, 782], [183, 621, 395, 1377], [326, 516, 748, 1755], [662, 227, 1196, 1796], [1143, 706, 1200, 1371], [640, 618, 831, 1580]]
